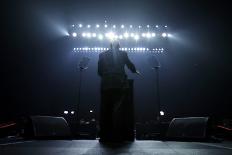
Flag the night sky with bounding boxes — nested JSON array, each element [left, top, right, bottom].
[[1, 0, 231, 122]]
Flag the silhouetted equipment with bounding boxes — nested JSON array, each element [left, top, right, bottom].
[[78, 120, 97, 139], [24, 116, 71, 139], [166, 117, 210, 140], [136, 121, 170, 140]]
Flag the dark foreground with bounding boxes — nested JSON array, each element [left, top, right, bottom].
[[0, 140, 232, 155]]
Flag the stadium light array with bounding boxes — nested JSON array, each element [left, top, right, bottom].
[[69, 23, 171, 40], [71, 24, 169, 30], [72, 47, 165, 53], [70, 31, 170, 40]]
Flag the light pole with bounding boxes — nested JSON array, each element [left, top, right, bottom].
[[77, 57, 90, 124], [151, 55, 161, 122], [154, 65, 161, 122]]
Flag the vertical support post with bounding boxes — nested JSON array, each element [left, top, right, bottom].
[[77, 68, 83, 124], [155, 66, 161, 122]]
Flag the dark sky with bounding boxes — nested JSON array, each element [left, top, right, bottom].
[[1, 0, 231, 121]]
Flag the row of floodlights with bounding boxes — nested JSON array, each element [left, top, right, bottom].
[[73, 47, 164, 53], [64, 110, 164, 116], [64, 110, 75, 115], [71, 24, 167, 29], [71, 32, 171, 40], [63, 110, 94, 115]]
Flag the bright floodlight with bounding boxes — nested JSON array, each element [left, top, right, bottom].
[[123, 32, 129, 38], [130, 33, 134, 37], [90, 110, 93, 113], [119, 35, 123, 39], [82, 33, 86, 37], [87, 25, 91, 28], [152, 33, 156, 37], [130, 25, 133, 28], [134, 34, 139, 41], [113, 25, 116, 28], [139, 25, 142, 29], [64, 111, 68, 114], [72, 32, 77, 37], [165, 25, 168, 28], [105, 32, 109, 37], [121, 25, 125, 28], [98, 34, 103, 40], [71, 111, 75, 115], [146, 32, 151, 38], [104, 24, 108, 28], [168, 33, 172, 37], [156, 25, 159, 28], [162, 33, 167, 37], [86, 33, 91, 38], [105, 32, 115, 40], [147, 25, 150, 28], [160, 111, 165, 116], [92, 33, 96, 37], [96, 24, 100, 28], [64, 31, 70, 36], [142, 33, 146, 37], [72, 25, 75, 27], [79, 24, 83, 28]]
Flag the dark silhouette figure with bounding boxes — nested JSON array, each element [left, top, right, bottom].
[[98, 41, 140, 142]]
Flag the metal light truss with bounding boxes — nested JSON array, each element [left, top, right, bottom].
[[69, 23, 172, 41], [73, 47, 165, 53]]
